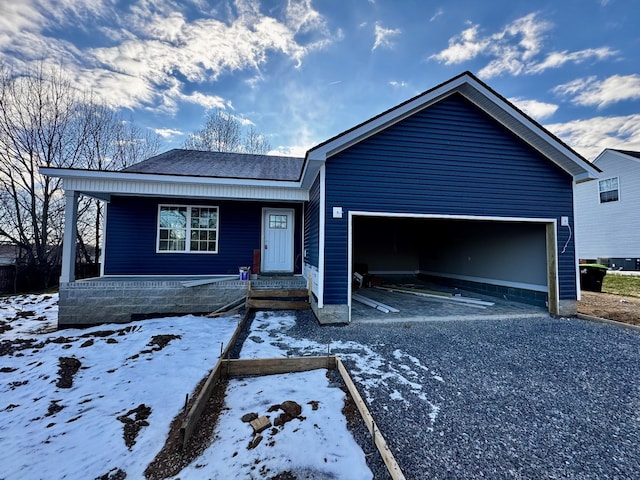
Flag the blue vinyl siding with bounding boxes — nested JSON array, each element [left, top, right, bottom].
[[323, 93, 576, 304], [104, 196, 302, 276], [304, 173, 321, 267]]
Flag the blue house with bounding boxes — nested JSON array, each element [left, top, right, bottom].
[[43, 72, 599, 326]]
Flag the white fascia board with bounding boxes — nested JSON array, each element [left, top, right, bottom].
[[40, 168, 308, 202], [300, 158, 324, 189], [350, 211, 557, 224]]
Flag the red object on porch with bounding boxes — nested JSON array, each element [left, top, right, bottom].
[[253, 249, 260, 275]]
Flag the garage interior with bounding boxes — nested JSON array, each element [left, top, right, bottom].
[[350, 215, 553, 322]]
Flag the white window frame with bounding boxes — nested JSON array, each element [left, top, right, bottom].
[[598, 176, 620, 204], [156, 204, 219, 254]]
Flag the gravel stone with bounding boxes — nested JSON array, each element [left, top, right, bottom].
[[248, 311, 640, 480]]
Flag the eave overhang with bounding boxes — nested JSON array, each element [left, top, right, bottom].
[[40, 167, 309, 202]]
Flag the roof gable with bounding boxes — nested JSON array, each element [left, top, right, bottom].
[[122, 149, 304, 181], [609, 149, 640, 161], [305, 71, 600, 183]]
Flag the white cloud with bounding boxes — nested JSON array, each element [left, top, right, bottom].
[[529, 48, 616, 73], [0, 0, 336, 114], [509, 97, 558, 121], [154, 128, 183, 138], [546, 114, 640, 160], [372, 22, 401, 51], [389, 80, 408, 88], [177, 91, 226, 110], [269, 144, 310, 157], [553, 74, 640, 108], [429, 25, 488, 64], [430, 12, 615, 78], [430, 8, 444, 22]]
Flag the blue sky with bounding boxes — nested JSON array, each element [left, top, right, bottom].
[[1, 0, 639, 160]]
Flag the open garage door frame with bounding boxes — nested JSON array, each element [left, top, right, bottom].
[[347, 211, 559, 323]]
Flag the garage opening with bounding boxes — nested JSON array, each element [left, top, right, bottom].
[[349, 214, 557, 321]]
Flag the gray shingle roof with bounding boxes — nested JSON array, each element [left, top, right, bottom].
[[121, 149, 305, 181]]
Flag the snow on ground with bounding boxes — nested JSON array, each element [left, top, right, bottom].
[[1, 293, 58, 339], [172, 369, 372, 480], [0, 293, 239, 479], [243, 311, 442, 423], [0, 296, 443, 479]]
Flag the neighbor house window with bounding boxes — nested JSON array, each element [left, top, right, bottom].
[[598, 177, 619, 203], [157, 205, 218, 253]]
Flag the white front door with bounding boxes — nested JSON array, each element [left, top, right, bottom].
[[262, 208, 294, 272]]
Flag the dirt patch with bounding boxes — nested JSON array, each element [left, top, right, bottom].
[[146, 334, 181, 351], [46, 399, 65, 417], [577, 291, 640, 326], [56, 357, 81, 388], [117, 404, 152, 449], [96, 467, 127, 480], [128, 334, 182, 360], [144, 376, 227, 480], [0, 338, 45, 357]]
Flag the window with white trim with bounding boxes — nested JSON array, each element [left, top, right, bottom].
[[157, 205, 218, 253], [598, 177, 619, 203]]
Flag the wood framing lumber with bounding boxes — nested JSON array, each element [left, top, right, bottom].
[[246, 298, 310, 310], [375, 285, 494, 307], [206, 296, 246, 317], [180, 356, 223, 447], [248, 288, 310, 298], [180, 276, 236, 288], [224, 356, 337, 376], [205, 304, 243, 318], [181, 353, 405, 479], [336, 357, 406, 480], [352, 293, 400, 313], [180, 309, 250, 447]]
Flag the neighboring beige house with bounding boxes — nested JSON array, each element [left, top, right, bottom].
[[575, 149, 640, 270]]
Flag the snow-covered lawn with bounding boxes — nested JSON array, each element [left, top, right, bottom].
[[0, 294, 374, 480]]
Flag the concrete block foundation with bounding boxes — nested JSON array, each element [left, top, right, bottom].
[[59, 278, 249, 327]]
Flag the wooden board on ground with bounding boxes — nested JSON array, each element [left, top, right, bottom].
[[376, 285, 494, 307], [179, 353, 406, 480], [246, 298, 310, 310]]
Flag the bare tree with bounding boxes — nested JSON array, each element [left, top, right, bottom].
[[243, 125, 271, 155], [0, 63, 160, 289], [0, 63, 81, 288], [74, 100, 160, 265], [183, 110, 271, 154]]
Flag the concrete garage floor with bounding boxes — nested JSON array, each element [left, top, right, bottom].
[[351, 276, 549, 323]]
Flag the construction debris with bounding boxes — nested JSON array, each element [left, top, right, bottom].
[[375, 285, 494, 307], [352, 293, 399, 313], [249, 415, 271, 434], [206, 296, 246, 318], [180, 276, 236, 288]]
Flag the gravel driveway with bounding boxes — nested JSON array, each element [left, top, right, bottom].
[[251, 312, 640, 479]]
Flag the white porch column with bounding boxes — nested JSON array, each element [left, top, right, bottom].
[[60, 190, 79, 283]]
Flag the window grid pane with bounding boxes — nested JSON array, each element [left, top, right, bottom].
[[269, 214, 287, 229], [188, 207, 218, 252], [598, 177, 619, 203], [158, 205, 218, 253]]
